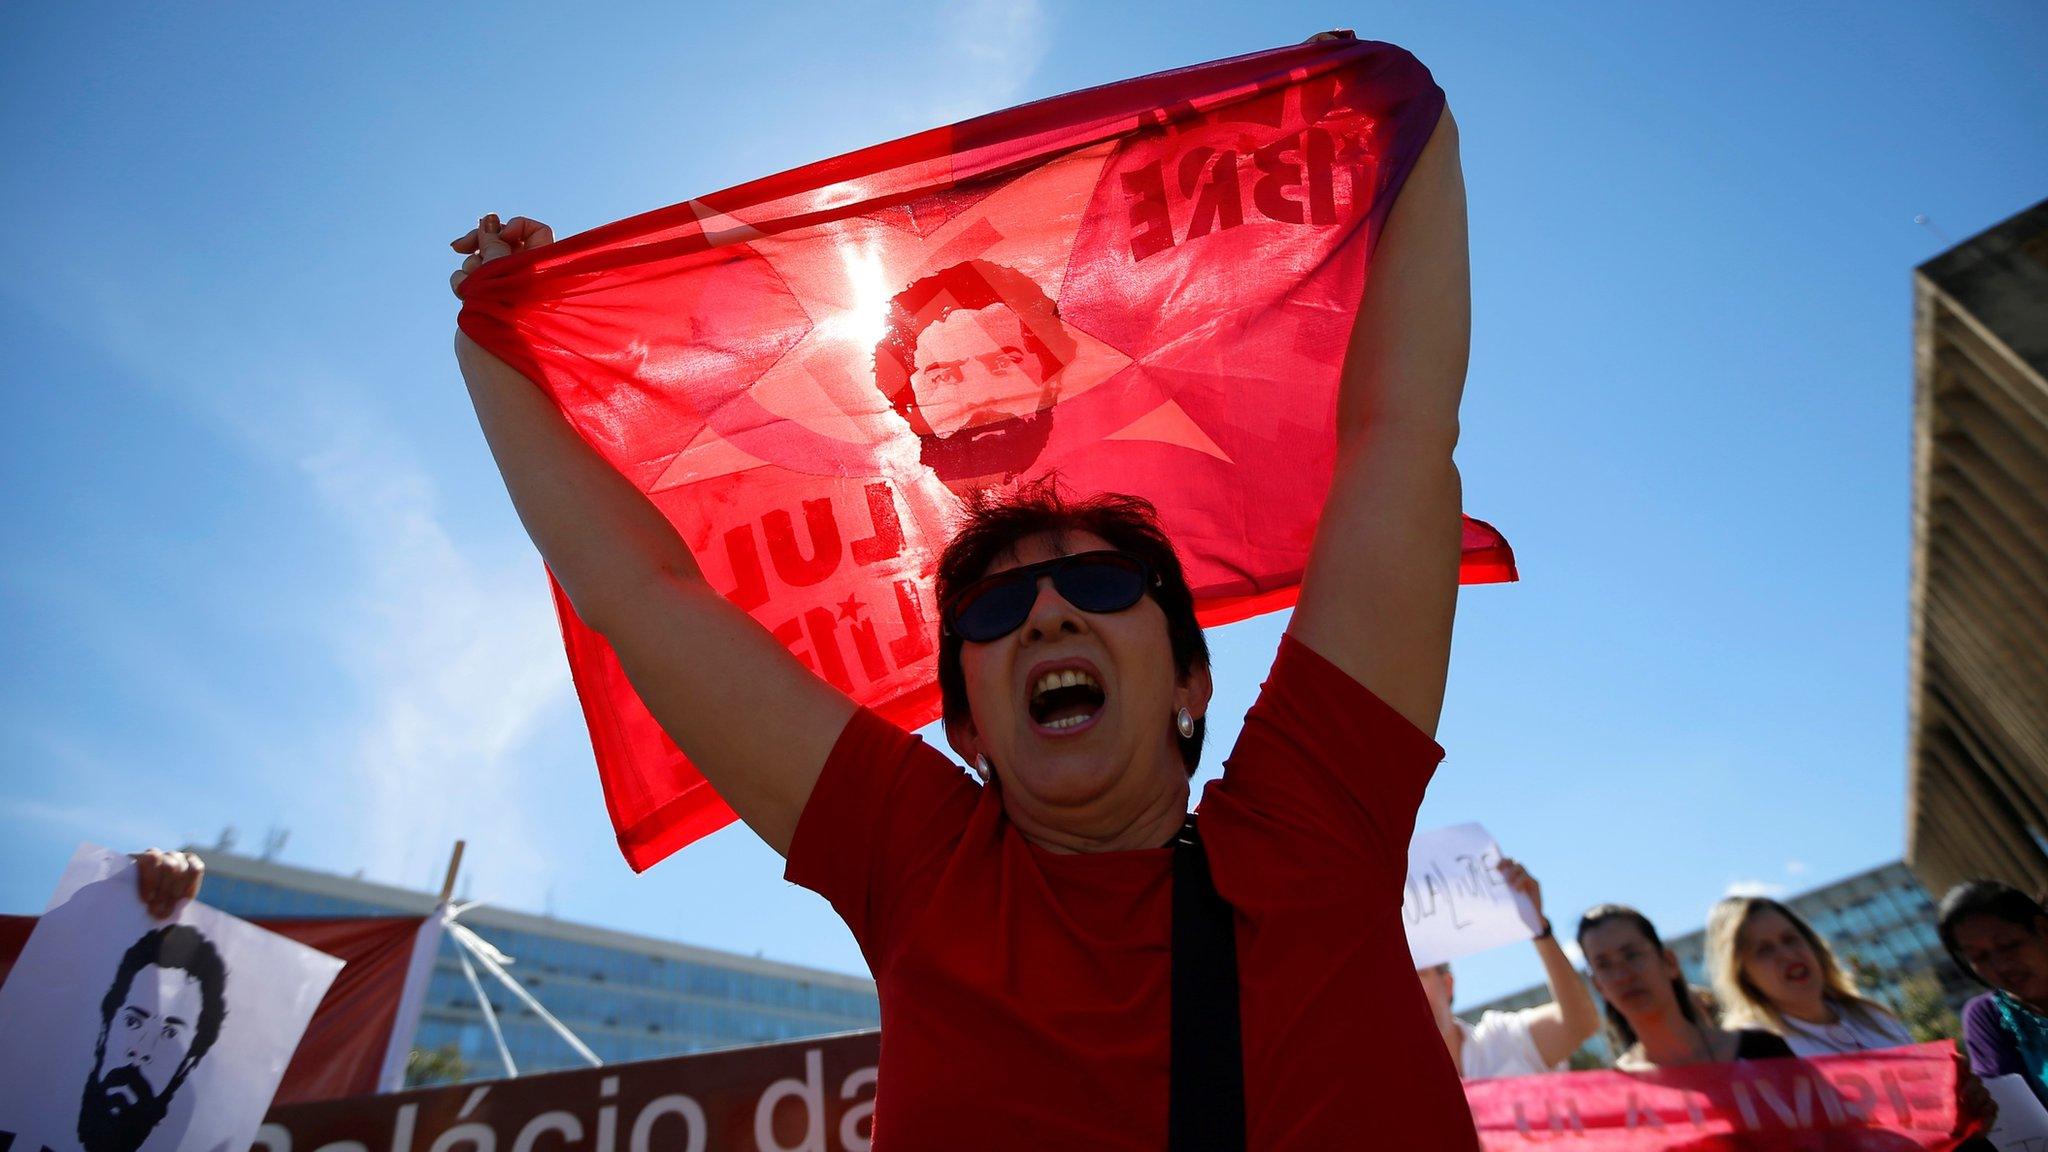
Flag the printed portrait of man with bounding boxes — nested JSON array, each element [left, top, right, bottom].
[[873, 259, 1078, 494], [78, 925, 228, 1152]]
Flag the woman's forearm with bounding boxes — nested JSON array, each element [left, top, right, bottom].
[[1335, 107, 1468, 457], [1524, 933, 1602, 1067], [455, 331, 705, 632], [1537, 934, 1601, 1036]]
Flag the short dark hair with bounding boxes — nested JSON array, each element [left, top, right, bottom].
[[874, 259, 1076, 437], [1576, 903, 1700, 1053], [935, 479, 1210, 775], [100, 925, 228, 1069], [1938, 880, 2048, 985]]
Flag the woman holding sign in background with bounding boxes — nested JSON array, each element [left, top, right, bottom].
[[1416, 857, 1600, 1078], [1576, 904, 1794, 1070], [1704, 896, 1913, 1057]]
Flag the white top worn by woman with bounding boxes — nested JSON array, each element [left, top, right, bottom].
[[1459, 1008, 1562, 1080], [1776, 1006, 1914, 1057]]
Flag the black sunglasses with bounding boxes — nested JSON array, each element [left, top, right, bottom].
[[942, 550, 1159, 643]]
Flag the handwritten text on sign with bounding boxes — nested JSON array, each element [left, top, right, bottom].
[[1404, 822, 1542, 968]]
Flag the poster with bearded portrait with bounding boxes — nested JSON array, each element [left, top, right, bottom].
[[0, 845, 341, 1152]]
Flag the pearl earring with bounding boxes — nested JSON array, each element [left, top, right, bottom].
[[1176, 707, 1194, 739], [975, 755, 993, 784]]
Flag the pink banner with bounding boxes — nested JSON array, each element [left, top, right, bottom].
[[1466, 1043, 1970, 1151], [261, 1034, 1981, 1151]]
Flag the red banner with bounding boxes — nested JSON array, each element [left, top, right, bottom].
[[456, 35, 1517, 872], [0, 912, 430, 1105], [261, 1032, 882, 1152], [262, 1035, 1972, 1152]]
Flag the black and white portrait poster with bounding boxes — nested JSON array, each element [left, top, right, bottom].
[[0, 845, 342, 1152]]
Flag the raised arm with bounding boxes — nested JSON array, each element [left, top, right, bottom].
[[451, 216, 853, 855], [1287, 109, 1467, 734], [1499, 857, 1602, 1068]]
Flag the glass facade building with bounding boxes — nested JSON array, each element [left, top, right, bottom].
[[194, 850, 879, 1083], [1464, 861, 1973, 1061]]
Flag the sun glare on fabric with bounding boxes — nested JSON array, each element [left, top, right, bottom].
[[820, 239, 892, 353]]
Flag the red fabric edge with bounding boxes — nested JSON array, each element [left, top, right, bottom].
[[456, 38, 1421, 302]]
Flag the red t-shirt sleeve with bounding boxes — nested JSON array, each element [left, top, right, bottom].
[[1201, 633, 1445, 899], [784, 707, 981, 969]]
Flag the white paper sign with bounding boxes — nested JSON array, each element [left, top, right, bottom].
[[1985, 1075, 2048, 1152], [1403, 822, 1542, 969], [0, 844, 343, 1152]]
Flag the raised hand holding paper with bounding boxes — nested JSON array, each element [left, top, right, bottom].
[[1405, 822, 1543, 968], [0, 845, 341, 1152]]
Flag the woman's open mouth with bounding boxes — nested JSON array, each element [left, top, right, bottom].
[[1028, 665, 1106, 734], [1784, 962, 1812, 984]]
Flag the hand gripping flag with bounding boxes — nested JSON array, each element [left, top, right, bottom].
[[458, 35, 1518, 871]]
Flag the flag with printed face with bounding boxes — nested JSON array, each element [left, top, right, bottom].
[[457, 35, 1518, 871]]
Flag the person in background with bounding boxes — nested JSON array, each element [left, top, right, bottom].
[[1576, 903, 1793, 1069], [1416, 856, 1600, 1078], [1940, 880, 2048, 1109], [1706, 895, 1913, 1056], [1588, 901, 1996, 1139]]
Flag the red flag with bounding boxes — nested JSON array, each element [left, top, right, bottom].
[[458, 37, 1518, 871], [0, 912, 434, 1104]]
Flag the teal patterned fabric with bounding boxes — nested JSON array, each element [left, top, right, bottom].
[[1994, 991, 2048, 1107]]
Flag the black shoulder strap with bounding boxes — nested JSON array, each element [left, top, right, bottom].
[[1170, 813, 1246, 1151]]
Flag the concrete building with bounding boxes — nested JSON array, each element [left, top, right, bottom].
[[1906, 196, 2048, 899], [195, 849, 879, 1085], [1463, 861, 1972, 1061]]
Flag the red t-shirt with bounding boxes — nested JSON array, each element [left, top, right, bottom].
[[785, 634, 1476, 1150]]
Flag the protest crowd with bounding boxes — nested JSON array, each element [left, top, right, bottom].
[[1404, 850, 2048, 1127], [3, 27, 2042, 1152], [113, 807, 2048, 1147]]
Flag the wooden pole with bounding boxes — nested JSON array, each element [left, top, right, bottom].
[[438, 840, 466, 904]]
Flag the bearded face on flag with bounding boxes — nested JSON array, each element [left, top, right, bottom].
[[873, 259, 1077, 494]]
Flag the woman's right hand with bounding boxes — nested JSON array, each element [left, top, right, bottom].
[[450, 213, 554, 296]]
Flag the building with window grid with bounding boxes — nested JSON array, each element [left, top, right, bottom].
[[193, 849, 878, 1085]]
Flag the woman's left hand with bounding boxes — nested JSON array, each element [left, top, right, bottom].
[[1954, 1052, 1997, 1136]]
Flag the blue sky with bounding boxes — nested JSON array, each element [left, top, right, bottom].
[[2, 2, 2043, 1009]]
